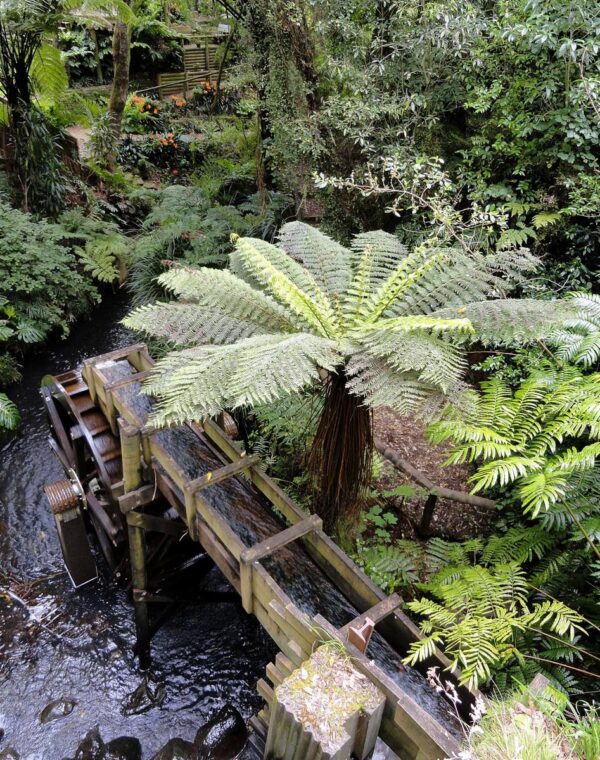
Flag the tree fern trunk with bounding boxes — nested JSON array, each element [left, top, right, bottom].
[[308, 371, 373, 533]]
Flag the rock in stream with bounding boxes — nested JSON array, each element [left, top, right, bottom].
[[39, 699, 76, 724], [194, 705, 247, 759], [150, 737, 198, 760]]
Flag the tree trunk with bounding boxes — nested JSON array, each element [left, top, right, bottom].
[[91, 29, 103, 84], [245, 1, 275, 190], [108, 18, 131, 139], [308, 371, 373, 534]]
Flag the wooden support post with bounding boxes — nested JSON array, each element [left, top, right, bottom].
[[264, 645, 385, 760], [127, 515, 150, 666], [340, 593, 402, 651], [119, 418, 143, 494]]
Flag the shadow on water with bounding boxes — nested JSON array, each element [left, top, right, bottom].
[[0, 292, 274, 759]]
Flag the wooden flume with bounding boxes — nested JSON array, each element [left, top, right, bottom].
[[43, 344, 476, 759]]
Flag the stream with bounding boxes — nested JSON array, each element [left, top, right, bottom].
[[0, 293, 274, 760]]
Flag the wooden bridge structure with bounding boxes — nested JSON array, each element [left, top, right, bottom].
[[42, 344, 474, 760]]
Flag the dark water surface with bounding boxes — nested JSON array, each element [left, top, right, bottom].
[[0, 294, 273, 759]]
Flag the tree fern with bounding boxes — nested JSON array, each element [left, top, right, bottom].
[[124, 222, 574, 527]]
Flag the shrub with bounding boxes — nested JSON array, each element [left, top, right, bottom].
[[0, 201, 99, 346]]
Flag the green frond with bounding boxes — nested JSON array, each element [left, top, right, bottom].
[[361, 247, 449, 322], [31, 43, 68, 101], [345, 232, 408, 319], [434, 299, 576, 346], [77, 234, 128, 283], [144, 332, 341, 426], [471, 455, 543, 492], [346, 354, 460, 418], [154, 266, 299, 336], [482, 527, 555, 565], [277, 221, 352, 300], [0, 393, 19, 431], [230, 237, 340, 337], [349, 328, 468, 395]]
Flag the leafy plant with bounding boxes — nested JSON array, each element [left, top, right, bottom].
[[0, 201, 99, 346], [124, 221, 572, 530], [405, 560, 587, 690], [429, 368, 600, 525]]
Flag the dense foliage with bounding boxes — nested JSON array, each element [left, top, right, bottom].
[[1, 0, 598, 743]]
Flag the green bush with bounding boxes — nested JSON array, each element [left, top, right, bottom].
[[0, 201, 99, 346]]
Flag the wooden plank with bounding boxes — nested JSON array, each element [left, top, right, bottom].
[[265, 662, 285, 687], [126, 511, 186, 538], [194, 492, 245, 561], [340, 593, 402, 636], [150, 438, 189, 491], [196, 518, 240, 593], [257, 678, 275, 704], [84, 343, 147, 367], [151, 465, 186, 522], [185, 454, 259, 494], [118, 484, 156, 514], [106, 370, 152, 392], [275, 653, 295, 678], [241, 514, 322, 565]]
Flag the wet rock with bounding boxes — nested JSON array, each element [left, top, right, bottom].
[[103, 736, 142, 760], [73, 727, 105, 760], [194, 705, 247, 760], [150, 738, 197, 760], [0, 748, 20, 760], [39, 698, 76, 724], [121, 675, 166, 716]]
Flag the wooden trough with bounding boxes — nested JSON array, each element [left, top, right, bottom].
[[43, 344, 475, 759]]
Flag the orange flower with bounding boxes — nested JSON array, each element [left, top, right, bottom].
[[161, 138, 168, 146], [153, 108, 159, 114]]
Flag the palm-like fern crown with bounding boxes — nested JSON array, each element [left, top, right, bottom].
[[124, 222, 574, 426]]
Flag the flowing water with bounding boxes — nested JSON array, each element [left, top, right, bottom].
[[0, 294, 274, 760]]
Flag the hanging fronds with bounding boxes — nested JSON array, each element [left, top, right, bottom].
[[124, 221, 573, 527]]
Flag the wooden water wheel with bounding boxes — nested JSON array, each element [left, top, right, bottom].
[[42, 364, 210, 598], [42, 369, 127, 584]]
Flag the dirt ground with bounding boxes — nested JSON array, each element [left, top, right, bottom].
[[372, 407, 497, 540]]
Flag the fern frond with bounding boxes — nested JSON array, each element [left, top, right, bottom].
[[153, 266, 299, 335], [434, 299, 576, 346], [277, 221, 352, 301], [144, 332, 341, 426], [0, 393, 19, 431], [230, 237, 340, 337]]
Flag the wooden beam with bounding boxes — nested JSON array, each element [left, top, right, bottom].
[[118, 484, 156, 514], [126, 511, 186, 538], [106, 370, 152, 392], [185, 454, 259, 494], [241, 514, 322, 565], [239, 515, 322, 614], [340, 593, 403, 637]]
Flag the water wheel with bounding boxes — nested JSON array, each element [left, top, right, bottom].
[[42, 370, 127, 583]]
